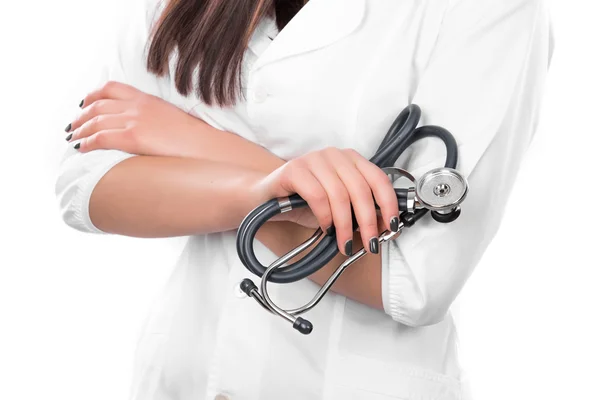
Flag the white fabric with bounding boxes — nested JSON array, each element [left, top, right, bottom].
[[55, 0, 553, 399]]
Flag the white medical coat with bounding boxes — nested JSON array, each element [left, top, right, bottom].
[[55, 0, 553, 398]]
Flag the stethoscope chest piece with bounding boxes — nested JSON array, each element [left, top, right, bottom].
[[417, 167, 468, 212], [416, 167, 468, 223]]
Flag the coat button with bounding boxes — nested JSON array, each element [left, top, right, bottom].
[[215, 395, 229, 400]]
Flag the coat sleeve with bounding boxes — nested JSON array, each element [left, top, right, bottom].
[[381, 0, 553, 326], [55, 0, 169, 233]]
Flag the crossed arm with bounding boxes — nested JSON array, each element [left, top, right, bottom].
[[66, 81, 386, 310]]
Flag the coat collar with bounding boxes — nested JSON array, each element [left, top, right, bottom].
[[249, 0, 366, 71]]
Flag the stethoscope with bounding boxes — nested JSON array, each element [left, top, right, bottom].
[[236, 104, 469, 334]]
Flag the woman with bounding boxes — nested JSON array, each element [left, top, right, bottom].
[[56, 0, 552, 398]]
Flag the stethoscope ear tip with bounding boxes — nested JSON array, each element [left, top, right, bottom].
[[293, 317, 313, 335], [240, 278, 258, 297]]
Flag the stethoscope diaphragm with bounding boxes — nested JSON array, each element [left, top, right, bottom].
[[416, 167, 468, 212]]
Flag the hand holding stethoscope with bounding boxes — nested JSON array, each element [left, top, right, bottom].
[[257, 146, 405, 258], [237, 105, 469, 335]]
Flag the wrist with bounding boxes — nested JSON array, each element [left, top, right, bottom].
[[245, 171, 276, 212]]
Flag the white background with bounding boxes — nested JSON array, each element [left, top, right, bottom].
[[0, 0, 597, 399]]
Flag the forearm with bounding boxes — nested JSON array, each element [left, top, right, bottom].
[[87, 116, 289, 237], [178, 119, 285, 173], [89, 155, 273, 237]]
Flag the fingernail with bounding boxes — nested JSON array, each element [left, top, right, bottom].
[[390, 216, 399, 232], [74, 143, 80, 150], [369, 237, 379, 254], [65, 123, 72, 133], [344, 240, 353, 256], [326, 226, 335, 236], [79, 99, 84, 108], [65, 133, 73, 142]]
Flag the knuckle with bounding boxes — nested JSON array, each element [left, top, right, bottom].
[[281, 168, 299, 187], [129, 104, 143, 119], [305, 152, 325, 167], [330, 188, 350, 206], [373, 184, 395, 200], [279, 164, 295, 181], [342, 148, 360, 157], [123, 127, 139, 145], [288, 158, 303, 169], [354, 181, 372, 197], [88, 100, 103, 116], [92, 131, 107, 147], [310, 190, 329, 206], [279, 171, 293, 188], [89, 115, 102, 127], [279, 170, 299, 193], [87, 102, 98, 116], [303, 152, 319, 163], [323, 146, 339, 156], [334, 218, 352, 231], [318, 215, 333, 226], [87, 116, 105, 133], [80, 136, 92, 149], [297, 159, 312, 171], [360, 219, 379, 232], [374, 169, 393, 186], [102, 80, 119, 92]]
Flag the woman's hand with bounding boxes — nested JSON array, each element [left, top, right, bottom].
[[254, 147, 400, 256], [65, 81, 206, 158]]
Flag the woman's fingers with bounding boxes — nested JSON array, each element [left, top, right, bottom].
[[276, 147, 399, 256], [81, 81, 140, 108], [68, 114, 130, 143], [75, 129, 132, 153], [67, 99, 126, 138], [345, 149, 400, 233], [278, 162, 333, 235], [323, 148, 381, 254], [67, 81, 140, 144], [305, 153, 354, 256]]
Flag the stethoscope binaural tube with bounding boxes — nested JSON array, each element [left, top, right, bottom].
[[237, 104, 458, 283]]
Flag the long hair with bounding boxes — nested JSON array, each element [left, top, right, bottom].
[[147, 0, 308, 107]]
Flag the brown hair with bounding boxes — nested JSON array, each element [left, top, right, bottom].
[[147, 0, 308, 107]]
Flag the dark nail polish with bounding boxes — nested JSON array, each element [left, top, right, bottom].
[[65, 123, 72, 132], [74, 143, 80, 150], [390, 216, 399, 232], [369, 237, 379, 254], [79, 99, 84, 108], [65, 133, 73, 142], [326, 226, 335, 236], [344, 240, 353, 256]]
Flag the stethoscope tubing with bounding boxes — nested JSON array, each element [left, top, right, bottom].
[[236, 104, 459, 284]]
